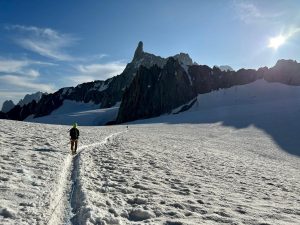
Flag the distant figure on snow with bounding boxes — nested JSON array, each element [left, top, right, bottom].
[[70, 123, 80, 154]]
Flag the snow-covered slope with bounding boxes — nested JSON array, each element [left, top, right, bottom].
[[0, 117, 299, 224], [25, 100, 119, 126], [130, 79, 300, 156], [1, 78, 300, 225], [0, 120, 124, 224], [132, 80, 300, 156], [137, 79, 300, 121]]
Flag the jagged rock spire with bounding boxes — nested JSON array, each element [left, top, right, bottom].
[[133, 41, 144, 60]]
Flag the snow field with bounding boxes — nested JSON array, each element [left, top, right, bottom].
[[0, 116, 299, 224], [76, 124, 300, 225], [0, 120, 123, 224]]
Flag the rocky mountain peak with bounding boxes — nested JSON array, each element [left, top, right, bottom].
[[18, 91, 46, 107], [1, 100, 15, 113], [264, 59, 300, 85], [133, 41, 144, 61], [216, 65, 234, 72], [274, 59, 298, 68], [173, 53, 193, 66]]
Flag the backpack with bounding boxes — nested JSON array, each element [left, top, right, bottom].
[[70, 128, 79, 139]]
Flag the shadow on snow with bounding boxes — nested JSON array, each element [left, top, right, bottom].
[[32, 148, 60, 153], [132, 103, 300, 157]]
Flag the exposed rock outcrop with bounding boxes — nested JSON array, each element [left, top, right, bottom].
[[216, 65, 234, 72], [117, 58, 196, 122], [116, 58, 263, 123], [264, 59, 300, 85], [18, 92, 45, 106], [1, 100, 15, 113]]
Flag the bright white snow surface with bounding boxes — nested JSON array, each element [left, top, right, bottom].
[[1, 79, 300, 224], [25, 100, 119, 126], [1, 113, 300, 224]]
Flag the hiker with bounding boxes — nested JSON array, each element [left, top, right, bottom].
[[70, 123, 80, 154]]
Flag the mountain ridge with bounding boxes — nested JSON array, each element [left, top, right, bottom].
[[1, 42, 300, 125]]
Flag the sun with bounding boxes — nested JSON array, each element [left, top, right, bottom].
[[268, 35, 286, 50]]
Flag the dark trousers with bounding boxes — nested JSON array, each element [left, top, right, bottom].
[[71, 139, 78, 152]]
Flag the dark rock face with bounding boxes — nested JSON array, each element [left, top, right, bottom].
[[116, 58, 264, 123], [1, 100, 15, 113], [34, 93, 63, 118], [173, 53, 194, 66], [117, 58, 196, 122], [216, 65, 234, 72], [133, 41, 144, 60], [18, 92, 45, 106], [264, 59, 300, 85], [0, 111, 7, 119], [6, 100, 38, 121], [131, 41, 194, 69], [117, 57, 300, 124]]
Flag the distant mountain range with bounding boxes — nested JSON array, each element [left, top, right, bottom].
[[1, 92, 46, 113], [1, 41, 300, 124]]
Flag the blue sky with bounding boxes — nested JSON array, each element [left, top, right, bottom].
[[0, 0, 299, 106]]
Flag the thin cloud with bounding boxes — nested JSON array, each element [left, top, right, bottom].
[[286, 26, 300, 38], [77, 62, 126, 76], [0, 59, 30, 73], [0, 58, 55, 105], [0, 59, 53, 77], [26, 69, 40, 78], [6, 25, 77, 61], [233, 1, 283, 24], [0, 75, 55, 93], [70, 61, 126, 85], [88, 54, 108, 61]]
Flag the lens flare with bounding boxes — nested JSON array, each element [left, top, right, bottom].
[[268, 35, 286, 50]]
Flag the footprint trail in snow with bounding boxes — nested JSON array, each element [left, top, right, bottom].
[[0, 120, 299, 225]]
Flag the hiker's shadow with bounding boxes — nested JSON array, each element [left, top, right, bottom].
[[33, 148, 60, 153]]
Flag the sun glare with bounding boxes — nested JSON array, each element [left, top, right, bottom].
[[268, 35, 286, 50]]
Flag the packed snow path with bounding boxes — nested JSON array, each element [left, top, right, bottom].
[[68, 132, 124, 225], [0, 120, 124, 225], [0, 120, 299, 224]]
